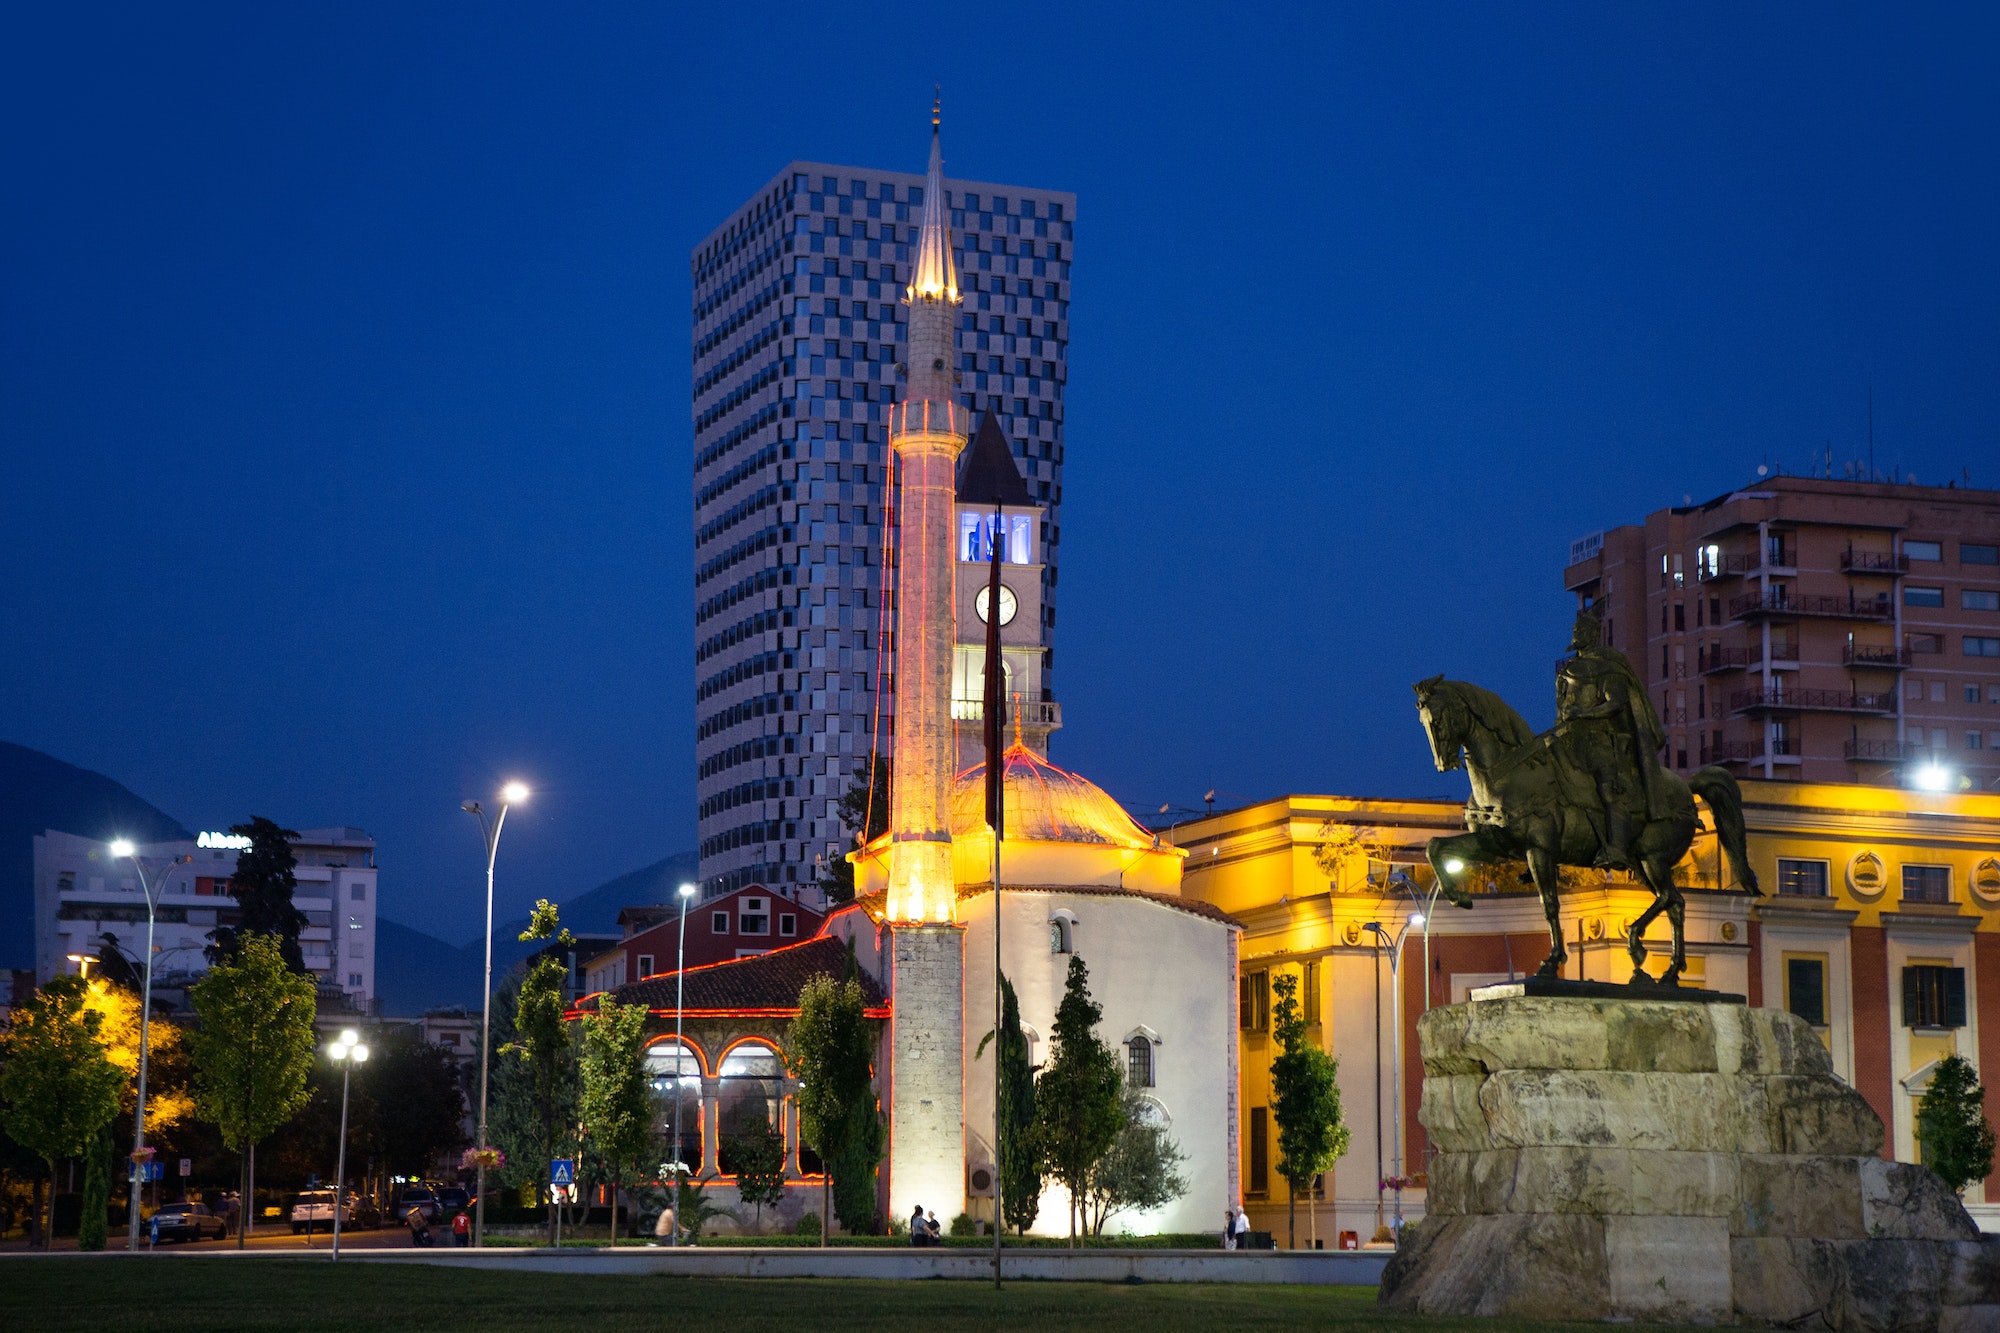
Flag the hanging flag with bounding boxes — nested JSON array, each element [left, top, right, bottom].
[[983, 501, 1007, 834]]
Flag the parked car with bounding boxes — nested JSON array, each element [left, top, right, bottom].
[[151, 1202, 227, 1243], [394, 1185, 441, 1223], [436, 1185, 471, 1215], [291, 1190, 372, 1233], [348, 1195, 383, 1230]]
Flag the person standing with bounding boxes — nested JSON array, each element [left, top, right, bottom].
[[926, 1210, 941, 1245], [909, 1204, 927, 1247], [452, 1210, 470, 1247], [1222, 1208, 1236, 1250], [1232, 1206, 1250, 1251]]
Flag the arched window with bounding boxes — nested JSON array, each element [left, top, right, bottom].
[[645, 1040, 704, 1176], [717, 1040, 785, 1175], [1049, 912, 1075, 954], [1126, 1036, 1154, 1088]]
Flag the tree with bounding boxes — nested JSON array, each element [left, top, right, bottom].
[[187, 934, 318, 1246], [504, 900, 581, 1243], [1917, 1054, 1996, 1195], [1083, 1081, 1189, 1236], [205, 817, 308, 971], [788, 947, 883, 1236], [579, 996, 651, 1244], [1270, 970, 1350, 1250], [817, 755, 889, 905], [371, 1030, 468, 1179], [0, 976, 124, 1249], [79, 978, 194, 1136], [77, 1126, 111, 1250], [981, 972, 1040, 1235], [1033, 956, 1124, 1246], [728, 1119, 786, 1233]]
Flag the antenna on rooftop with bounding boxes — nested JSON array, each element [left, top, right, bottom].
[[1868, 386, 1875, 482]]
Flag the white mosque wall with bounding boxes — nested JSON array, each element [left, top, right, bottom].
[[960, 887, 1237, 1237]]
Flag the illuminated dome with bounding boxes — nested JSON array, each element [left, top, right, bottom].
[[951, 743, 1156, 848]]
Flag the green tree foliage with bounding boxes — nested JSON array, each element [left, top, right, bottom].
[[578, 996, 651, 1244], [727, 1118, 787, 1232], [0, 976, 124, 1249], [788, 948, 882, 1235], [77, 1127, 111, 1250], [817, 755, 889, 905], [205, 817, 308, 971], [1083, 1082, 1189, 1237], [1917, 1054, 1997, 1195], [187, 934, 317, 1245], [504, 900, 581, 1242], [1269, 970, 1350, 1249], [371, 1029, 469, 1178], [1033, 956, 1124, 1246], [994, 973, 1041, 1234]]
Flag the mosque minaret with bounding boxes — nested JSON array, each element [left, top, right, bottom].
[[882, 101, 970, 1222]]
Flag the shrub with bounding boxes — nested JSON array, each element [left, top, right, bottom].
[[948, 1212, 978, 1237], [793, 1211, 822, 1237]]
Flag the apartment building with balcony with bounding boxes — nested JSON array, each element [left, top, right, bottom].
[[1563, 475, 2000, 790]]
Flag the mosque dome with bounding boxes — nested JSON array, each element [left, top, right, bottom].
[[950, 743, 1157, 848]]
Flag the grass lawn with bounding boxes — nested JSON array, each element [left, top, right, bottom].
[[0, 1258, 1727, 1332]]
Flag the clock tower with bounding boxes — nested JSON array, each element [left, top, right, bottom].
[[953, 412, 1060, 759]]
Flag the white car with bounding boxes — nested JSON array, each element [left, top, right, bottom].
[[290, 1189, 353, 1233]]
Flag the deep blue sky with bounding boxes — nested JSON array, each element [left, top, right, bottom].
[[4, 5, 1996, 943]]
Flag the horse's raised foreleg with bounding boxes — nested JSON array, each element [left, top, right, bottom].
[[1525, 843, 1566, 978], [1424, 833, 1484, 909]]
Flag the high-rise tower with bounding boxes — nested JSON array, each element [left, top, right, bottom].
[[881, 104, 967, 1226], [689, 133, 1074, 902]]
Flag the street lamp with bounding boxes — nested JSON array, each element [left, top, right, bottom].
[[327, 1030, 369, 1262], [463, 781, 529, 1248], [109, 839, 192, 1252], [1364, 912, 1423, 1238], [669, 881, 696, 1247]]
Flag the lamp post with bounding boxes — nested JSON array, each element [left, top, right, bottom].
[[327, 1030, 369, 1261], [109, 840, 191, 1252], [670, 881, 696, 1247], [463, 780, 530, 1248], [1364, 912, 1423, 1237]]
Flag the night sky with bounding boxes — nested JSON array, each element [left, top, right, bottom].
[[4, 6, 1995, 943]]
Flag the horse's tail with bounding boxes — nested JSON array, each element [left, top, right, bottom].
[[1688, 766, 1759, 896]]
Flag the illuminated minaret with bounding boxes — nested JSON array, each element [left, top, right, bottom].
[[883, 97, 968, 1222]]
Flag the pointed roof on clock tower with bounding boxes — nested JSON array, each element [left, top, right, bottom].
[[957, 412, 1033, 506]]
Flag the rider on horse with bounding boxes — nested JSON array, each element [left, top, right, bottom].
[[1552, 605, 1669, 872]]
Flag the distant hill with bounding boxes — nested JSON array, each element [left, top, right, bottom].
[[0, 741, 191, 969], [374, 850, 699, 1014]]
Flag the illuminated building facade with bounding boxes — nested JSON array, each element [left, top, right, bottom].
[[1563, 476, 2000, 790], [689, 134, 1075, 901], [1176, 781, 2000, 1239]]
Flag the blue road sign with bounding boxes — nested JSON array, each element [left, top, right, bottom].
[[550, 1159, 574, 1186], [145, 1162, 163, 1181]]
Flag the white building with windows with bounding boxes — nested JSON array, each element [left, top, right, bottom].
[[33, 826, 379, 1008]]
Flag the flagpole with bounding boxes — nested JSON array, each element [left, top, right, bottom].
[[985, 499, 1006, 1289]]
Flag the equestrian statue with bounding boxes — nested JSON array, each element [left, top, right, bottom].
[[1413, 604, 1759, 985]]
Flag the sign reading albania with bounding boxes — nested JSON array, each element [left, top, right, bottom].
[[197, 832, 254, 850]]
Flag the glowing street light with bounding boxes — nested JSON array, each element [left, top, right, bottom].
[[327, 1030, 369, 1261], [110, 839, 192, 1251], [463, 781, 529, 1247], [1913, 763, 1952, 792], [669, 881, 697, 1247], [1364, 915, 1423, 1237]]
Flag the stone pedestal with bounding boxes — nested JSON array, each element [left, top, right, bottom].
[[887, 922, 965, 1226], [1380, 997, 2000, 1330]]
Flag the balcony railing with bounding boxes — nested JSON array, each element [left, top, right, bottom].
[[1729, 686, 1897, 716], [951, 698, 1063, 727], [1698, 643, 1801, 673], [1843, 738, 1912, 761], [1696, 553, 1759, 583], [1703, 737, 1801, 763], [1728, 590, 1894, 622], [1843, 643, 1912, 670], [1841, 547, 1908, 577]]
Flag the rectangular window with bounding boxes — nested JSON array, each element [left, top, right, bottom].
[[1905, 586, 1944, 607], [1963, 543, 1999, 566], [1785, 957, 1827, 1027], [1909, 633, 1942, 654], [347, 973, 363, 987], [1967, 637, 2000, 658], [636, 954, 654, 977], [712, 911, 730, 934], [1249, 1107, 1269, 1194], [1238, 970, 1270, 1031], [739, 897, 769, 934], [1964, 590, 2000, 612], [1776, 859, 1829, 897], [1905, 540, 1943, 562], [1302, 961, 1320, 1023], [779, 913, 796, 936], [1902, 964, 1967, 1028], [1674, 601, 1686, 631], [349, 882, 366, 901], [1902, 864, 1952, 904]]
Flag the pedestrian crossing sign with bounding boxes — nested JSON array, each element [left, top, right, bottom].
[[550, 1159, 574, 1186]]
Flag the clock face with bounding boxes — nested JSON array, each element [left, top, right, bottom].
[[974, 583, 1018, 626]]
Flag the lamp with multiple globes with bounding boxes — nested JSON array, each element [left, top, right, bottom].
[[327, 1030, 369, 1261]]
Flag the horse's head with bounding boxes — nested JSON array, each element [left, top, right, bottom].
[[1412, 674, 1464, 772]]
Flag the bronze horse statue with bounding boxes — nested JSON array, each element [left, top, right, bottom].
[[1413, 675, 1759, 984]]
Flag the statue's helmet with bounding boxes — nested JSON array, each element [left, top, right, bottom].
[[1571, 603, 1603, 650]]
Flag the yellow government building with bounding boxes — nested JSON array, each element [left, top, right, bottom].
[[1173, 778, 2000, 1242]]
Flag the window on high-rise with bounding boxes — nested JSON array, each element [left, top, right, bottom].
[[1906, 587, 1944, 608], [1964, 543, 1999, 566], [1965, 590, 2000, 612], [1905, 540, 1943, 562], [1967, 637, 2000, 658]]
